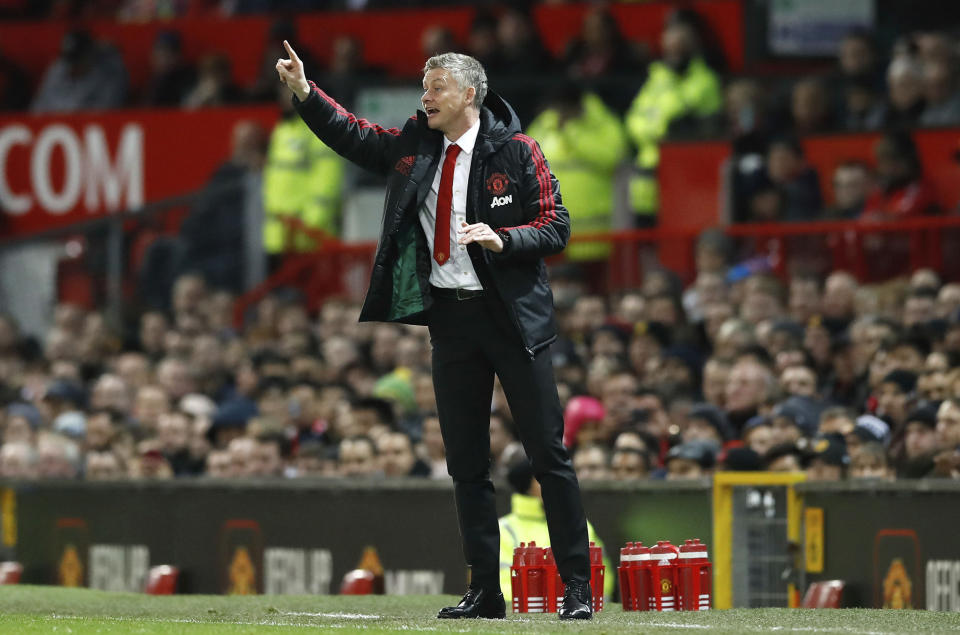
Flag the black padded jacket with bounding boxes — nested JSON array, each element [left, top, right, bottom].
[[293, 81, 570, 358]]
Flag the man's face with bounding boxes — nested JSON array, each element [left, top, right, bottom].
[[771, 416, 802, 445], [157, 413, 190, 454], [601, 374, 637, 425], [378, 433, 415, 477], [832, 166, 868, 210], [666, 458, 704, 480], [781, 366, 817, 398], [421, 68, 473, 134], [611, 450, 647, 480], [340, 439, 378, 477], [252, 442, 283, 477], [702, 361, 729, 408], [904, 297, 935, 328], [768, 453, 801, 472], [936, 402, 960, 450], [806, 459, 843, 482], [876, 382, 909, 425], [725, 362, 767, 413], [573, 447, 609, 481], [905, 422, 937, 460], [745, 425, 774, 457], [683, 417, 721, 445], [850, 453, 889, 479]]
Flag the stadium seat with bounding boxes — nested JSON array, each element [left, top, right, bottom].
[[145, 565, 179, 595], [801, 580, 845, 608], [0, 561, 23, 584]]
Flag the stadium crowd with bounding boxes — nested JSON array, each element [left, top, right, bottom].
[[2, 247, 960, 483], [2, 4, 960, 484]]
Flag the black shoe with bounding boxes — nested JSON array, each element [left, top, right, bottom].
[[437, 587, 506, 619], [558, 580, 593, 620]]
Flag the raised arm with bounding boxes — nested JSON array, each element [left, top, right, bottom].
[[276, 40, 400, 175]]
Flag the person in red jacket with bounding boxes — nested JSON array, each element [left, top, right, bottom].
[[861, 130, 938, 220]]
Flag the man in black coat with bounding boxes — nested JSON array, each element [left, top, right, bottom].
[[277, 42, 592, 620]]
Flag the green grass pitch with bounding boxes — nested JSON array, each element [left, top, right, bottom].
[[0, 586, 959, 633]]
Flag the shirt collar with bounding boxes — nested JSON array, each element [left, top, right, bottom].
[[443, 118, 480, 156]]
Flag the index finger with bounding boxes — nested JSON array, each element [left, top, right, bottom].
[[283, 40, 300, 63], [458, 222, 486, 231]]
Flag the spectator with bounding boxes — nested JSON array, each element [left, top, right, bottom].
[[826, 161, 872, 219], [840, 76, 887, 131], [725, 359, 775, 431], [339, 436, 380, 477], [804, 435, 849, 481], [141, 30, 195, 107], [750, 137, 823, 222], [466, 10, 503, 72], [665, 440, 716, 480], [901, 404, 939, 475], [884, 57, 927, 128], [262, 81, 345, 258], [765, 442, 803, 472], [249, 19, 318, 103], [182, 53, 242, 109], [626, 19, 722, 224], [742, 415, 775, 456], [31, 29, 128, 112], [377, 432, 428, 477], [791, 78, 834, 135], [572, 443, 611, 481], [0, 442, 38, 479], [920, 56, 960, 126], [850, 441, 894, 479], [562, 6, 644, 81], [610, 447, 650, 481], [861, 131, 938, 220], [85, 451, 126, 480], [175, 120, 268, 292], [419, 414, 447, 480], [526, 84, 627, 264], [420, 26, 457, 60], [682, 403, 732, 446], [846, 414, 891, 461]]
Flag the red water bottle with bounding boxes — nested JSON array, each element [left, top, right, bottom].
[[543, 547, 564, 613], [649, 540, 680, 611], [678, 539, 711, 611], [629, 542, 652, 611], [589, 541, 605, 612], [526, 542, 545, 613], [510, 542, 526, 613], [618, 542, 635, 611]]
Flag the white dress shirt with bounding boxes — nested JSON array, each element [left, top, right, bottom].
[[418, 119, 483, 290]]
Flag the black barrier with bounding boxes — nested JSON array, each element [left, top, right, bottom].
[[800, 481, 960, 611], [3, 479, 712, 595]]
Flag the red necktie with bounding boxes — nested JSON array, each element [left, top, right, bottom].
[[433, 143, 461, 266]]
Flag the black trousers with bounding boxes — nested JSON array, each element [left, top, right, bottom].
[[428, 293, 590, 589]]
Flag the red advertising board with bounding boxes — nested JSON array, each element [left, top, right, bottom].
[[0, 106, 278, 238]]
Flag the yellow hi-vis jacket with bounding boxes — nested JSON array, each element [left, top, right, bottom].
[[625, 57, 722, 217], [263, 115, 345, 253], [499, 493, 614, 602], [526, 93, 626, 261]]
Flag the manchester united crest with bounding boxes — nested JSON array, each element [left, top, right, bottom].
[[486, 172, 510, 196]]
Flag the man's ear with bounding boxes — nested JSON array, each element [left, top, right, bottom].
[[465, 86, 476, 107]]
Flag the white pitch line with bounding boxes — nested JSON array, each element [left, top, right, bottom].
[[281, 611, 381, 619]]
